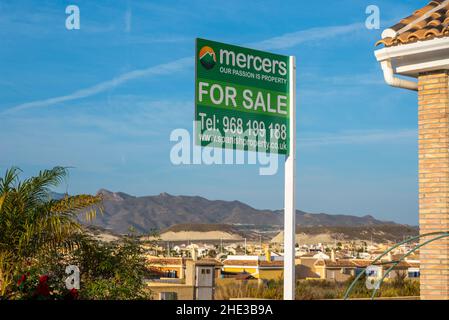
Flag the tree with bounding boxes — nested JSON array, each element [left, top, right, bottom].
[[0, 167, 102, 297], [69, 236, 152, 300], [207, 249, 217, 258]]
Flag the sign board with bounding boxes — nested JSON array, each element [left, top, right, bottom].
[[195, 38, 290, 155], [194, 38, 297, 300]]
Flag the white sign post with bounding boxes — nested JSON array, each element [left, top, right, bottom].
[[283, 56, 296, 300]]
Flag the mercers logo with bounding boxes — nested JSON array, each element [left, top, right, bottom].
[[199, 46, 216, 70]]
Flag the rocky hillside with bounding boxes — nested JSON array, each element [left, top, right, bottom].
[[156, 224, 244, 241], [79, 189, 403, 235], [271, 225, 419, 244]]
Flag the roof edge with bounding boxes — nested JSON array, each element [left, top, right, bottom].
[[395, 0, 449, 37]]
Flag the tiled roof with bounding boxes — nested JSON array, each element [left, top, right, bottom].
[[147, 257, 184, 265], [190, 259, 222, 266], [222, 259, 283, 268], [259, 261, 283, 268], [325, 259, 372, 268], [223, 260, 258, 267], [300, 253, 315, 258], [147, 257, 221, 266], [391, 254, 420, 261], [381, 261, 418, 269], [377, 0, 449, 47], [324, 259, 419, 269]]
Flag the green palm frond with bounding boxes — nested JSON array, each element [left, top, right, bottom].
[[0, 167, 20, 194], [16, 166, 68, 210], [51, 194, 104, 223], [0, 166, 104, 290]]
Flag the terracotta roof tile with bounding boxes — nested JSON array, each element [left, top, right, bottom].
[[377, 0, 449, 47], [147, 257, 183, 265], [259, 261, 284, 268], [223, 260, 258, 266], [352, 260, 374, 267], [147, 257, 221, 266], [222, 259, 283, 268], [325, 260, 357, 268], [190, 259, 222, 266], [324, 259, 420, 269], [391, 254, 420, 261]]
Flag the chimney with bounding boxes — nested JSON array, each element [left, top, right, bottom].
[[331, 249, 336, 262]]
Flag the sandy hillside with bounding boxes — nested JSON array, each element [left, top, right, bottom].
[[158, 231, 243, 241]]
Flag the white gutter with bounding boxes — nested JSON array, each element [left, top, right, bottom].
[[375, 37, 449, 82], [374, 0, 449, 92], [375, 37, 449, 90], [380, 60, 418, 91], [375, 37, 449, 61]]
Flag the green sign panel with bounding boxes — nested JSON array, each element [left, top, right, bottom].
[[195, 38, 290, 155]]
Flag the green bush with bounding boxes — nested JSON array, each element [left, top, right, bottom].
[[216, 277, 419, 300], [71, 236, 152, 300]]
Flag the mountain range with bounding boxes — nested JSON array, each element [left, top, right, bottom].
[[75, 189, 402, 235]]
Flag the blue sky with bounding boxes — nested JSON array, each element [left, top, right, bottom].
[[0, 0, 425, 224]]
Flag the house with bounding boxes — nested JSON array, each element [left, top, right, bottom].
[[321, 259, 373, 282], [257, 260, 284, 280], [147, 257, 185, 279], [147, 259, 218, 300], [147, 254, 222, 280], [294, 247, 309, 257], [320, 259, 420, 282], [311, 251, 330, 260], [222, 257, 258, 276], [221, 252, 284, 280], [296, 252, 421, 282], [224, 245, 237, 255], [296, 250, 346, 280], [375, 0, 449, 299], [172, 245, 182, 255], [295, 256, 324, 279]]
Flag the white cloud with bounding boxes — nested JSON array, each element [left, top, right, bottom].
[[2, 22, 364, 114], [252, 23, 364, 51], [2, 57, 193, 115]]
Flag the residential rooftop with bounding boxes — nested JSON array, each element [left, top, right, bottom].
[[377, 0, 449, 47]]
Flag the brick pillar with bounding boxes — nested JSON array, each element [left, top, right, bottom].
[[418, 71, 449, 300]]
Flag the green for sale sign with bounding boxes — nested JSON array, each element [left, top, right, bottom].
[[195, 38, 290, 155]]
